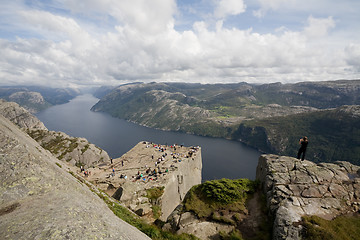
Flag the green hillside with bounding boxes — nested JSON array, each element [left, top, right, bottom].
[[233, 105, 360, 164], [91, 80, 360, 164]]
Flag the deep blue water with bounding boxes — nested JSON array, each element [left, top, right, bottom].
[[36, 94, 261, 181]]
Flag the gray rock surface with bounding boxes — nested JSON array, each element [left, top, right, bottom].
[[88, 142, 202, 221], [0, 100, 109, 168], [28, 129, 110, 168], [0, 99, 47, 130], [163, 206, 232, 240], [0, 114, 150, 240], [8, 91, 48, 113], [257, 154, 360, 240]]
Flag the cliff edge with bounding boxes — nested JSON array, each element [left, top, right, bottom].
[[257, 154, 360, 240], [85, 141, 202, 221]]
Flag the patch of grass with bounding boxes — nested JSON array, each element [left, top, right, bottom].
[[302, 215, 360, 240], [97, 191, 198, 240], [146, 187, 165, 203], [81, 144, 90, 154], [55, 162, 62, 168], [184, 178, 257, 219], [75, 161, 85, 168], [152, 205, 162, 219], [219, 229, 244, 240]]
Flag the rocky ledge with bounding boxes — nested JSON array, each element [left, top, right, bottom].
[[257, 154, 360, 240], [86, 141, 202, 221]]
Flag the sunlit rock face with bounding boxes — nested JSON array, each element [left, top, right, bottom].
[[257, 154, 360, 240], [0, 114, 151, 240]]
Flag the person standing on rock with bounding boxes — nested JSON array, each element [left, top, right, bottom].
[[297, 136, 308, 160]]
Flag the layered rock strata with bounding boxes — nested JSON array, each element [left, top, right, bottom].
[[87, 141, 202, 221], [256, 154, 360, 240], [0, 114, 150, 240]]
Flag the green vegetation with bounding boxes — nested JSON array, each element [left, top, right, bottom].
[[55, 162, 62, 168], [219, 229, 243, 240], [81, 144, 90, 154], [184, 178, 257, 219], [302, 215, 360, 240], [146, 187, 165, 202], [146, 186, 165, 219], [183, 178, 271, 240], [92, 80, 360, 164], [234, 107, 360, 164], [96, 191, 198, 240], [28, 130, 83, 161]]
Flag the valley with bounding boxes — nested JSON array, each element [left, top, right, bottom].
[[91, 80, 360, 164]]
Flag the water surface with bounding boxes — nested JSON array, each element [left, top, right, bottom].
[[36, 94, 261, 181]]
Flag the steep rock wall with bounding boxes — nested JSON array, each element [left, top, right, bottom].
[[256, 154, 360, 240], [88, 142, 202, 221], [160, 149, 202, 221]]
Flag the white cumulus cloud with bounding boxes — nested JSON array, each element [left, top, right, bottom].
[[214, 0, 246, 19]]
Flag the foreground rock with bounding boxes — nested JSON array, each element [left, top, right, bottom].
[[86, 141, 202, 221], [257, 154, 360, 240], [28, 129, 110, 168], [0, 114, 150, 240], [0, 99, 47, 130], [0, 100, 109, 168]]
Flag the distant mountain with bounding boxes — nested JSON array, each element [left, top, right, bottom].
[[91, 80, 360, 164], [92, 80, 360, 134], [0, 86, 80, 112], [233, 105, 360, 164]]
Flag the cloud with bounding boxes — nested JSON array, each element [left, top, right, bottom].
[[0, 0, 359, 87], [345, 43, 360, 71], [214, 0, 246, 19], [253, 0, 290, 18], [62, 0, 177, 34], [303, 16, 335, 38]]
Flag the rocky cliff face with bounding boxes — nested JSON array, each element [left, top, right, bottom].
[[0, 100, 109, 168], [234, 105, 360, 165], [8, 91, 49, 113], [257, 154, 360, 240], [27, 129, 110, 168], [87, 142, 202, 221], [0, 114, 150, 240], [0, 99, 47, 130]]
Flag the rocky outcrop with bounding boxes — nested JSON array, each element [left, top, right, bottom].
[[164, 206, 233, 240], [0, 100, 109, 168], [257, 154, 360, 240], [87, 142, 202, 221], [8, 91, 49, 113], [27, 129, 110, 168], [0, 99, 47, 130], [0, 114, 150, 240]]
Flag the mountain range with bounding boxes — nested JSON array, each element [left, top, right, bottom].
[[91, 80, 360, 164]]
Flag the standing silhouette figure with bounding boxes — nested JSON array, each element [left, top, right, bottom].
[[297, 136, 308, 160]]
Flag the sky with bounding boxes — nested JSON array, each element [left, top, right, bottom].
[[0, 0, 360, 88]]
